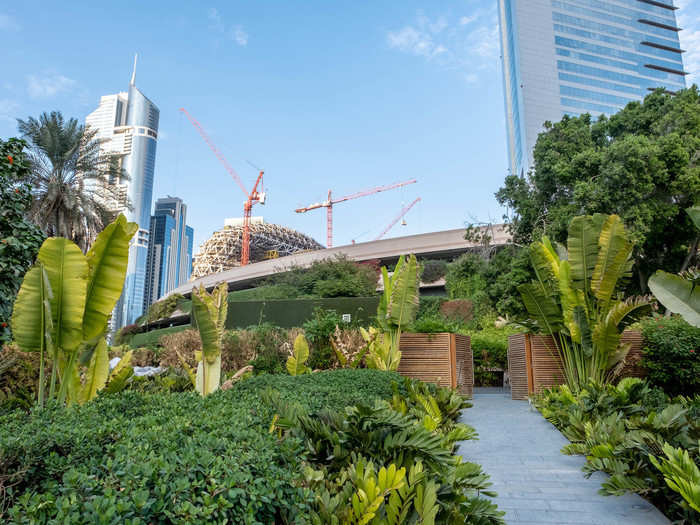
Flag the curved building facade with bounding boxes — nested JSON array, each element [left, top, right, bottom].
[[86, 70, 159, 329]]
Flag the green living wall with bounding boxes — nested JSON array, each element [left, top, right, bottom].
[[224, 296, 379, 329]]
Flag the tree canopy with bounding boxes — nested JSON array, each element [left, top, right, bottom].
[[497, 87, 700, 291]]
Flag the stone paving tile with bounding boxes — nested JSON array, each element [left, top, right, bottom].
[[457, 393, 669, 525]]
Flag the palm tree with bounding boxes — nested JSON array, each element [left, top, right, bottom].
[[17, 111, 128, 252]]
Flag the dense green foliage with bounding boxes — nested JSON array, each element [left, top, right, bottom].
[[420, 259, 447, 283], [272, 376, 504, 524], [303, 307, 361, 370], [497, 88, 700, 294], [261, 255, 378, 298], [0, 139, 44, 345], [0, 370, 499, 523], [641, 316, 700, 396], [536, 379, 700, 522], [141, 294, 185, 325]]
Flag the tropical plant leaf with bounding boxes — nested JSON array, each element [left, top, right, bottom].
[[558, 260, 583, 342], [518, 282, 563, 334], [11, 263, 52, 354], [648, 270, 700, 327], [83, 214, 137, 340], [687, 205, 700, 231], [568, 215, 602, 293], [37, 238, 88, 351], [377, 266, 392, 331], [287, 334, 311, 376], [387, 254, 420, 328], [191, 283, 228, 363], [79, 338, 110, 404], [591, 215, 633, 307]]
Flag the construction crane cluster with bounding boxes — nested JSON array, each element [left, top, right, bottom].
[[180, 107, 421, 265]]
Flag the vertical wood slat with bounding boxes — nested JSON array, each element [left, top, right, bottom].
[[506, 331, 646, 400], [398, 333, 473, 397], [507, 334, 529, 400]]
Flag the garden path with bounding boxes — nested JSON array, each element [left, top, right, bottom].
[[457, 390, 670, 525]]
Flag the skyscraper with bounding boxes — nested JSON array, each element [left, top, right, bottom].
[[498, 0, 687, 177], [144, 196, 194, 308], [85, 56, 159, 328]]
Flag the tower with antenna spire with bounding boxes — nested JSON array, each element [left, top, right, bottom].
[[85, 55, 160, 330]]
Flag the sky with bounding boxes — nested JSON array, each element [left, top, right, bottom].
[[1, 1, 698, 253]]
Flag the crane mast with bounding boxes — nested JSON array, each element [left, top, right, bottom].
[[295, 179, 417, 247], [180, 108, 265, 265]]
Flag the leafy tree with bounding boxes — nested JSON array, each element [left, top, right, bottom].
[[497, 87, 700, 292], [0, 138, 45, 344], [17, 111, 126, 252]]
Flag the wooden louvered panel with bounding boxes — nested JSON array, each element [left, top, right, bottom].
[[455, 334, 474, 397], [398, 333, 474, 395], [530, 335, 565, 393], [508, 334, 529, 400]]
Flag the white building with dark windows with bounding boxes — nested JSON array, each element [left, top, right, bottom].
[[85, 58, 159, 329], [498, 0, 687, 177]]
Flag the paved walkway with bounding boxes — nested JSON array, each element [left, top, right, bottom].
[[457, 390, 669, 525]]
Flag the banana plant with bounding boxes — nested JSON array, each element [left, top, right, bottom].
[[648, 206, 700, 327], [518, 214, 652, 391], [287, 334, 311, 376], [370, 254, 420, 370], [11, 214, 137, 405], [191, 282, 228, 395]]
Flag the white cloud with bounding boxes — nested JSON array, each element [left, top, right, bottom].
[[387, 7, 499, 85], [0, 98, 19, 124], [26, 73, 76, 98], [0, 13, 20, 31], [207, 7, 248, 47], [676, 0, 700, 85]]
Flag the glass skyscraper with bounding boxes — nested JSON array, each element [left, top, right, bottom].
[[498, 0, 687, 177], [85, 61, 159, 328], [144, 197, 194, 309]]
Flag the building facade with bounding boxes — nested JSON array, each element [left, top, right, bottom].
[[498, 0, 687, 177], [144, 197, 194, 308], [85, 65, 159, 328]]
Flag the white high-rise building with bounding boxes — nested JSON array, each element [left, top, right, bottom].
[[498, 0, 687, 178], [85, 56, 159, 329]]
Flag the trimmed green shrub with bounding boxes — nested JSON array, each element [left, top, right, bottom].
[[641, 316, 700, 396], [421, 259, 448, 283], [129, 324, 189, 348], [416, 296, 447, 321]]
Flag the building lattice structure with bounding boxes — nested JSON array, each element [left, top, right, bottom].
[[192, 223, 323, 279]]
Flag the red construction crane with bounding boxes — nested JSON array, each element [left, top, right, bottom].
[[179, 108, 266, 266], [374, 197, 421, 241], [295, 179, 417, 247]]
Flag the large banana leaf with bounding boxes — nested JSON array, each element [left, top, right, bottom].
[[377, 266, 392, 331], [558, 261, 584, 343], [37, 238, 88, 351], [83, 214, 138, 340], [591, 215, 632, 306], [286, 334, 311, 376], [387, 254, 420, 328], [11, 263, 53, 354], [518, 282, 564, 334], [592, 297, 652, 357], [568, 215, 603, 292], [530, 237, 561, 285], [78, 338, 110, 404], [191, 283, 228, 363], [649, 270, 700, 327], [687, 205, 700, 230]]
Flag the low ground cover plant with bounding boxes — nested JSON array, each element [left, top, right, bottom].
[[0, 370, 501, 523], [536, 378, 700, 522]]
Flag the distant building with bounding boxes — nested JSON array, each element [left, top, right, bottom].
[[85, 56, 159, 328], [144, 196, 194, 309], [498, 0, 687, 178]]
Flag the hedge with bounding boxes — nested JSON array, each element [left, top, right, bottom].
[[0, 370, 400, 523], [129, 324, 190, 348]]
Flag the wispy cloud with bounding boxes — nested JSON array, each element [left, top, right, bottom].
[[0, 98, 19, 124], [676, 0, 699, 85], [387, 7, 499, 85], [0, 13, 20, 31], [26, 73, 76, 98], [207, 7, 248, 47]]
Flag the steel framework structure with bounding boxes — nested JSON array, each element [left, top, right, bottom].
[[192, 223, 323, 279]]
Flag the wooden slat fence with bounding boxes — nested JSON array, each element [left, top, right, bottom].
[[507, 331, 646, 400], [398, 333, 473, 397]]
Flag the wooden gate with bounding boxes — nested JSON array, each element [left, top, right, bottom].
[[507, 331, 646, 400], [398, 333, 474, 397]]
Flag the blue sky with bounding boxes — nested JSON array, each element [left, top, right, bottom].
[[1, 1, 698, 252]]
